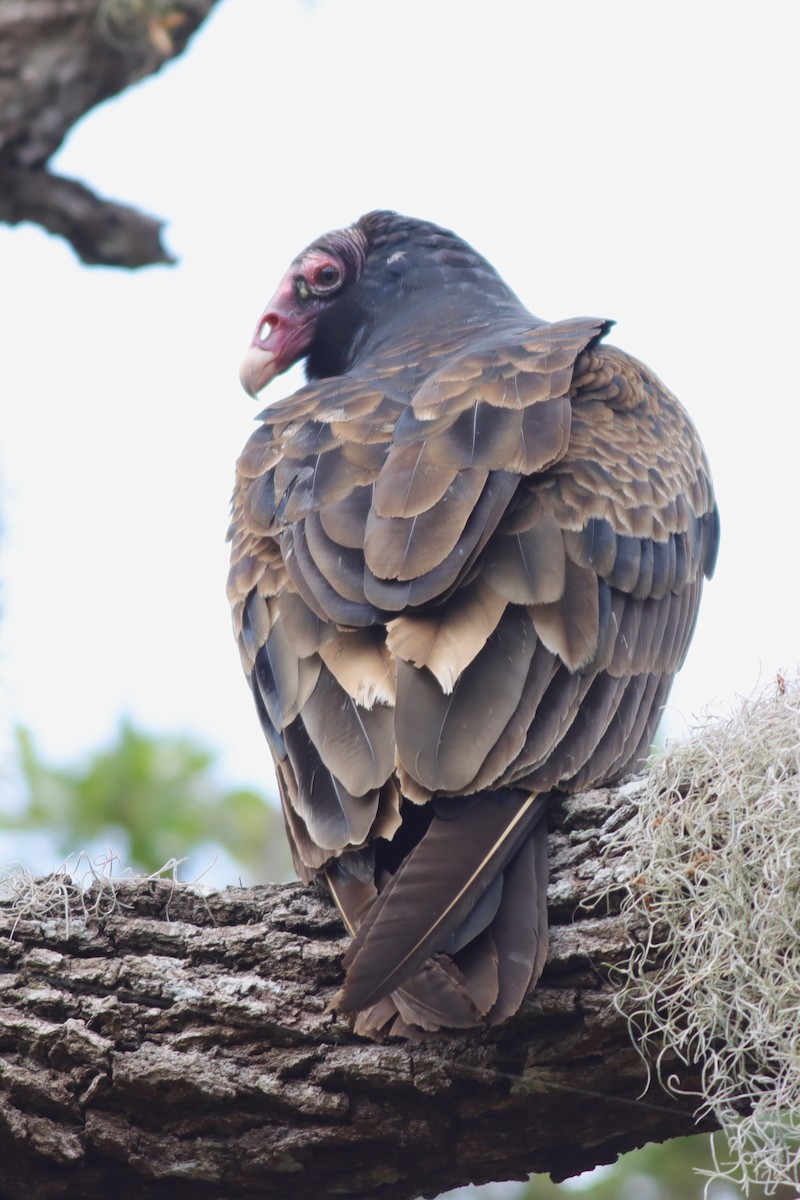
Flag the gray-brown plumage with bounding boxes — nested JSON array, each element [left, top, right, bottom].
[[228, 212, 719, 1036]]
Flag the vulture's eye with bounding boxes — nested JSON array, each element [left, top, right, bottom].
[[311, 263, 342, 292]]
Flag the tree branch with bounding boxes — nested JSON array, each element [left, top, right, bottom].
[[0, 168, 174, 267], [0, 781, 715, 1200], [0, 0, 222, 267]]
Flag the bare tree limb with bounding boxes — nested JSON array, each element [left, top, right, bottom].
[[0, 0, 222, 267], [0, 167, 173, 267], [0, 781, 715, 1200]]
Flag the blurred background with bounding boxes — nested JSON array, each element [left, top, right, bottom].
[[1, 2, 797, 1196]]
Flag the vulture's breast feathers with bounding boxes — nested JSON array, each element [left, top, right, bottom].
[[228, 211, 719, 1037]]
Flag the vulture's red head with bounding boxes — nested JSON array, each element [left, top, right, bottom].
[[239, 211, 519, 397]]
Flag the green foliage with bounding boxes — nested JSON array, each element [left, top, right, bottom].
[[5, 721, 290, 881]]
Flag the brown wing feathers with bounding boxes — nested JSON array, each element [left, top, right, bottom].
[[337, 792, 548, 1014], [229, 213, 718, 1036]]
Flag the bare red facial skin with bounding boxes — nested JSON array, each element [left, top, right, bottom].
[[239, 252, 344, 398]]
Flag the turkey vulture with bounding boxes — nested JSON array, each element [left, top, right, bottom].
[[229, 212, 719, 1036]]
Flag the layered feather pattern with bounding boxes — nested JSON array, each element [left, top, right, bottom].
[[228, 211, 719, 1036]]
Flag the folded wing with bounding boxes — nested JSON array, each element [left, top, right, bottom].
[[228, 316, 718, 1034]]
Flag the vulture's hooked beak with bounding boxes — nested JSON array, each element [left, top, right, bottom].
[[239, 271, 316, 398], [239, 340, 279, 398]]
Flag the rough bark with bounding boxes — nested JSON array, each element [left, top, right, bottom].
[[0, 0, 222, 266], [0, 780, 715, 1200]]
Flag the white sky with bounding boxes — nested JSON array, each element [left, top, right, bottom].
[[1, 0, 797, 878]]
